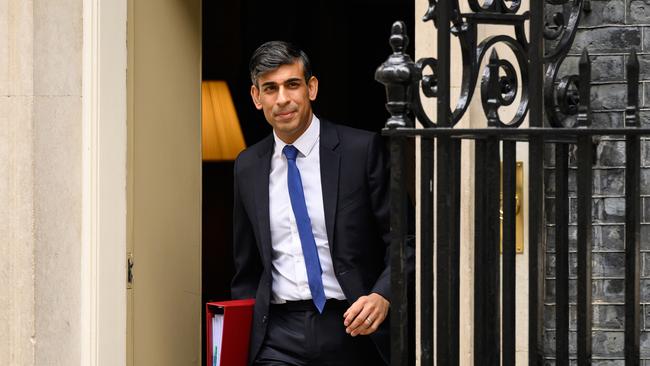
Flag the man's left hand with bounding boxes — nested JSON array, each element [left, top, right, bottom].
[[343, 293, 389, 336]]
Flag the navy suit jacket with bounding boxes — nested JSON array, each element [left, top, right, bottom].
[[231, 118, 393, 364]]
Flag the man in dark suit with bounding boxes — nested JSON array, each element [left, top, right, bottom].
[[232, 41, 393, 365]]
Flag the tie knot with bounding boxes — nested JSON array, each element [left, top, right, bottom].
[[283, 145, 299, 161]]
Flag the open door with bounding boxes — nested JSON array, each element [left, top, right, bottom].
[[127, 0, 202, 364]]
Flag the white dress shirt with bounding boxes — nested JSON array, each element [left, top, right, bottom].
[[268, 115, 346, 303]]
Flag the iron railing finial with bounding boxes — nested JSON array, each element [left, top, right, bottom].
[[577, 48, 591, 128], [375, 21, 417, 129], [626, 49, 640, 127]]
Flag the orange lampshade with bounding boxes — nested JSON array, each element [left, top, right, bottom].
[[202, 81, 246, 161]]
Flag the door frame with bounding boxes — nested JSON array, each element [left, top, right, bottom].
[[81, 0, 128, 365]]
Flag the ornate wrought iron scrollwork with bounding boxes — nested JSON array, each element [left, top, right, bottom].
[[376, 0, 601, 129], [377, 0, 532, 129], [468, 0, 522, 14], [543, 0, 589, 127], [412, 58, 439, 128], [543, 0, 585, 60], [476, 35, 529, 128], [481, 49, 528, 127]]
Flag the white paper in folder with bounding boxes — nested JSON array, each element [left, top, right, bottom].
[[212, 313, 224, 366]]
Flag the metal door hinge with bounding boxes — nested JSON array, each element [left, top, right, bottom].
[[127, 252, 134, 289]]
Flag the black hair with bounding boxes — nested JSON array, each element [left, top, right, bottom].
[[249, 41, 312, 86]]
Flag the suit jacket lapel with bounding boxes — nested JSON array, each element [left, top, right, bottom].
[[254, 135, 274, 268], [319, 119, 340, 253]]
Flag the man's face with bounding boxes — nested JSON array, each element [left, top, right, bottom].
[[250, 61, 318, 143]]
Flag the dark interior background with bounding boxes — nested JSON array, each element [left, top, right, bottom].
[[202, 0, 415, 145], [202, 0, 414, 305], [201, 0, 414, 362]]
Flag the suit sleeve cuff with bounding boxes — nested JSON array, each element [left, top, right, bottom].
[[371, 283, 390, 303]]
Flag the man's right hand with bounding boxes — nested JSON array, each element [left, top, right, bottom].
[[343, 293, 389, 336]]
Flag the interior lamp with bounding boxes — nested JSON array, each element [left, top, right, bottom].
[[201, 81, 246, 161]]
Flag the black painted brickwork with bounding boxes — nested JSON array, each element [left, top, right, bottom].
[[543, 1, 650, 364]]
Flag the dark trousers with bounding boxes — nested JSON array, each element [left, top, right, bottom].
[[253, 299, 386, 366]]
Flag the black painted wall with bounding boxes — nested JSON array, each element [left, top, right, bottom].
[[544, 2, 650, 363]]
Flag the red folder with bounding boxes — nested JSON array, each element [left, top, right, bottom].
[[206, 299, 255, 366]]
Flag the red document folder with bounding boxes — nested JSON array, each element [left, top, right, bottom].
[[206, 299, 255, 366]]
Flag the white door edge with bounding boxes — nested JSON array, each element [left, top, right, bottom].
[[82, 0, 128, 365]]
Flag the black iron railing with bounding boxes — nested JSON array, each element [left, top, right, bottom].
[[375, 0, 648, 365]]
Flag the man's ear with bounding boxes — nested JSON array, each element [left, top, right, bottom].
[[307, 76, 318, 102], [250, 85, 263, 110]]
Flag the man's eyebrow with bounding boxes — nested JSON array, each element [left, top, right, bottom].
[[284, 77, 303, 83], [260, 81, 278, 88], [260, 77, 303, 88]]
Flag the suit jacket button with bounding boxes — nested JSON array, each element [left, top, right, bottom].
[[262, 315, 268, 323]]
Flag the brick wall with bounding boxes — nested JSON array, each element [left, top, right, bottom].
[[544, 1, 650, 364]]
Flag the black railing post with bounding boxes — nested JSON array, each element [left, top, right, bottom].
[[528, 134, 546, 366], [576, 49, 593, 366], [555, 142, 570, 366], [474, 137, 501, 366], [527, 0, 545, 364], [624, 49, 641, 366], [436, 0, 453, 365], [389, 136, 409, 366], [376, 23, 416, 366], [528, 4, 546, 363], [436, 136, 453, 366], [376, 22, 418, 365], [420, 137, 434, 366], [502, 140, 517, 366]]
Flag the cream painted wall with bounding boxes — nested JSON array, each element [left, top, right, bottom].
[[34, 0, 84, 361], [126, 0, 202, 364], [1, 0, 128, 365], [0, 3, 35, 365], [0, 0, 81, 363], [1, 0, 84, 364], [414, 1, 531, 364]]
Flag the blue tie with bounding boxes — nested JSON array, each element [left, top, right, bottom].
[[282, 145, 327, 313]]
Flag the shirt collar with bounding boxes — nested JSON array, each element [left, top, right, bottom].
[[273, 115, 320, 158]]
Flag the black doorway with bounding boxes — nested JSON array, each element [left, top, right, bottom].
[[201, 1, 414, 363]]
